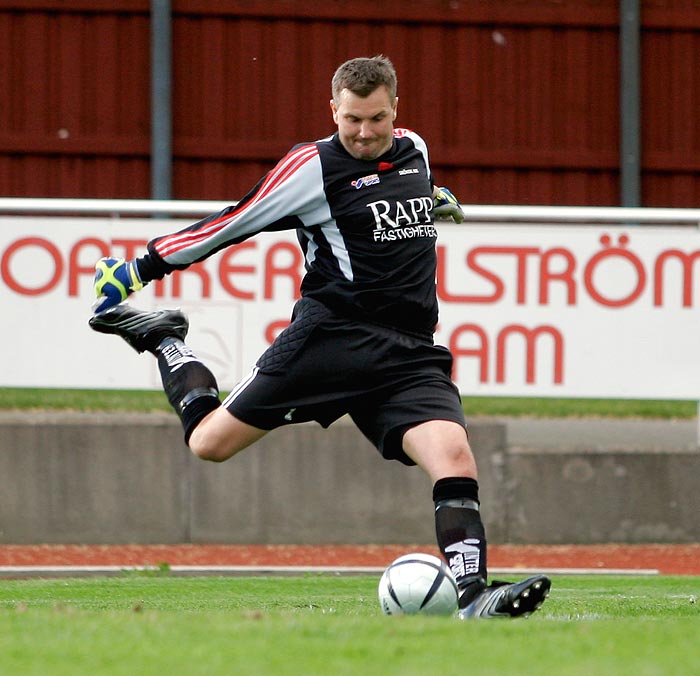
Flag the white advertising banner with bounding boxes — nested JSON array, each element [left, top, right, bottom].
[[2, 216, 699, 399]]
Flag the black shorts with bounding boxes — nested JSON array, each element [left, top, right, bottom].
[[223, 297, 466, 465]]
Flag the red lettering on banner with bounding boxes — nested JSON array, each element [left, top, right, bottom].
[[4, 229, 700, 316], [264, 242, 303, 300], [485, 246, 540, 304], [1, 237, 63, 295], [653, 249, 700, 307], [438, 234, 700, 311], [170, 264, 212, 298], [436, 246, 503, 303], [584, 234, 645, 307], [68, 238, 110, 296], [539, 247, 576, 305], [437, 245, 540, 304], [496, 324, 563, 384], [448, 324, 490, 382], [153, 278, 164, 297], [449, 323, 564, 385], [219, 242, 257, 300]]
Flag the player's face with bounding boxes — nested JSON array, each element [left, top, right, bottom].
[[331, 85, 398, 161]]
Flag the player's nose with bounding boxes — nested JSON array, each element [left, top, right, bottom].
[[358, 121, 373, 139]]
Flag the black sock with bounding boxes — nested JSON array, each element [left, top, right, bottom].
[[433, 477, 488, 608], [156, 337, 221, 444]]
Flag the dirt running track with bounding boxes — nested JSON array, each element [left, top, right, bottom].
[[0, 544, 699, 575]]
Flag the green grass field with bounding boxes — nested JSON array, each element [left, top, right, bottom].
[[0, 387, 697, 419], [0, 574, 698, 675], [2, 392, 697, 674]]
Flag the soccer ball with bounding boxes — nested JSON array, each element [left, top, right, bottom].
[[378, 552, 458, 616]]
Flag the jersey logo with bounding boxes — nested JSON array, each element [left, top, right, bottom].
[[367, 197, 437, 242], [352, 173, 380, 189]]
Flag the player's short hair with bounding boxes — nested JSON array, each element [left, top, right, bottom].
[[331, 55, 397, 103]]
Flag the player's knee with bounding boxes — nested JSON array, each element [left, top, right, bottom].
[[187, 414, 265, 462], [187, 427, 229, 462], [434, 432, 477, 477], [447, 443, 477, 477], [189, 441, 226, 462]]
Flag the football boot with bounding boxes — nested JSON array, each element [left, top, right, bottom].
[[89, 303, 189, 354], [458, 574, 551, 619]]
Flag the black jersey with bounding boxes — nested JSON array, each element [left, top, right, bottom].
[[141, 129, 439, 338]]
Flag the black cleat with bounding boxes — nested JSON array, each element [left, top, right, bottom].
[[89, 303, 189, 353], [458, 574, 551, 619]]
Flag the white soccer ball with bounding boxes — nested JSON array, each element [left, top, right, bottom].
[[378, 552, 458, 616]]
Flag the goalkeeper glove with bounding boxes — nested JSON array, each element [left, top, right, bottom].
[[93, 257, 146, 313], [433, 186, 465, 224]]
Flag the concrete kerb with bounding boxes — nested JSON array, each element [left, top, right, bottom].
[[0, 411, 698, 545]]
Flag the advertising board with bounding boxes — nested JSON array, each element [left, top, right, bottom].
[[2, 216, 699, 398]]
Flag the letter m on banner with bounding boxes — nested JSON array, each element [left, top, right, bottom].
[[496, 324, 564, 384]]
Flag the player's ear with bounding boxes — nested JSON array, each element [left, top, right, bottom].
[[392, 96, 398, 120], [330, 99, 339, 124]]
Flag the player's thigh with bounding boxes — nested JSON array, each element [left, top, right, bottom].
[[350, 368, 466, 465], [188, 406, 268, 462]]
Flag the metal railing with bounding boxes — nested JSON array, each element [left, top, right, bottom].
[[1, 197, 700, 225]]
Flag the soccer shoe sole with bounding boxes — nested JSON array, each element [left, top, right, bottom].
[[458, 574, 551, 619], [89, 303, 189, 353]]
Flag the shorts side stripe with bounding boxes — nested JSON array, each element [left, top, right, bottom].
[[222, 366, 260, 407]]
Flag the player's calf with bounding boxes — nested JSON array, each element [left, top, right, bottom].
[[89, 303, 221, 445]]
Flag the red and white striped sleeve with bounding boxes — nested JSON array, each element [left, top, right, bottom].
[[147, 142, 325, 269]]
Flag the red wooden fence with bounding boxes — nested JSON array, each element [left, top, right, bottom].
[[1, 1, 699, 206]]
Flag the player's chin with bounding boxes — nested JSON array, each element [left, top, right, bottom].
[[351, 144, 381, 161]]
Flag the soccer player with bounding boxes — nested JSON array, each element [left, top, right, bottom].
[[90, 55, 550, 619]]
